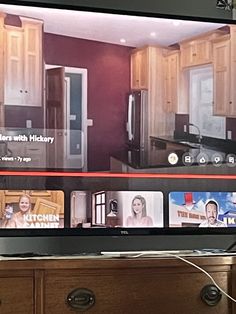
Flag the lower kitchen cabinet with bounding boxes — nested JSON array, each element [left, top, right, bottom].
[[0, 256, 235, 314]]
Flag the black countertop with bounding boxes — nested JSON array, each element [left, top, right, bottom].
[[111, 135, 236, 170]]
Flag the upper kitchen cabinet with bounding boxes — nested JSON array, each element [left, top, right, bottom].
[[4, 17, 43, 107], [131, 46, 174, 137], [212, 26, 236, 117], [130, 47, 148, 90], [163, 50, 180, 113], [212, 36, 230, 116], [180, 30, 225, 68], [180, 38, 212, 68]]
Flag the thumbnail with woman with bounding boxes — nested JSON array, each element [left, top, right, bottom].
[[2, 194, 32, 228], [126, 195, 153, 227]]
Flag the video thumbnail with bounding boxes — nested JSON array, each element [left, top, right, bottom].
[[0, 190, 64, 228], [169, 191, 236, 227], [70, 191, 163, 228]]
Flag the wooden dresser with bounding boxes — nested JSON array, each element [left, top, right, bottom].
[[0, 255, 236, 314]]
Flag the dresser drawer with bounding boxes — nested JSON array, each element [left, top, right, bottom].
[[44, 268, 230, 314], [0, 276, 34, 314]]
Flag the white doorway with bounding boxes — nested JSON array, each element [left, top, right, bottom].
[[45, 65, 88, 171]]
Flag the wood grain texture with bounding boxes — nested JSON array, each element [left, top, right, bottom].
[[0, 276, 34, 314], [0, 256, 235, 314]]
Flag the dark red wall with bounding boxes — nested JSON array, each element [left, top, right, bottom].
[[44, 33, 132, 171]]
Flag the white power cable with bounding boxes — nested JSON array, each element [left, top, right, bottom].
[[129, 252, 236, 303]]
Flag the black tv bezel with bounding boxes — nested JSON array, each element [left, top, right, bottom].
[[0, 0, 236, 237]]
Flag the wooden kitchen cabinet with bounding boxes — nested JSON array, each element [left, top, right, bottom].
[[130, 47, 148, 90], [212, 26, 236, 117], [0, 256, 235, 314], [130, 46, 175, 137], [4, 17, 43, 107], [180, 29, 227, 69], [180, 38, 212, 68], [212, 37, 231, 116], [163, 50, 180, 113]]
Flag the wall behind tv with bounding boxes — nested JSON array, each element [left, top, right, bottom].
[[0, 0, 235, 255]]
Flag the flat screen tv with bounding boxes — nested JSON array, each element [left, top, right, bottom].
[[0, 0, 236, 245]]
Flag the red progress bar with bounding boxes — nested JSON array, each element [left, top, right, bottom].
[[0, 171, 235, 179]]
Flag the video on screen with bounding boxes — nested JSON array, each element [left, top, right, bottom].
[[169, 191, 236, 227], [0, 4, 235, 173], [0, 190, 64, 228], [70, 191, 163, 228]]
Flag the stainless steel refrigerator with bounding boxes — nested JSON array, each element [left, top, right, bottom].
[[126, 90, 148, 150]]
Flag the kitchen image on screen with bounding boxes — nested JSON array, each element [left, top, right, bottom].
[[70, 191, 163, 228], [168, 191, 236, 227], [0, 190, 64, 228], [1, 3, 236, 173]]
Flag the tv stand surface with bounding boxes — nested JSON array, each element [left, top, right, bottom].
[[0, 255, 235, 314]]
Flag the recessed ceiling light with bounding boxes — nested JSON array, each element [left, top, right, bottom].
[[150, 32, 156, 37], [173, 20, 181, 26], [120, 38, 126, 43]]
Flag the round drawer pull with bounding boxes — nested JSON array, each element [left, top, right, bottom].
[[200, 284, 222, 306], [66, 288, 95, 311]]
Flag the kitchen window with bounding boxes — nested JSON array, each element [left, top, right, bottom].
[[94, 191, 106, 225], [189, 65, 226, 139]]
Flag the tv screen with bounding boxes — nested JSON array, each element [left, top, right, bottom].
[[0, 1, 236, 241]]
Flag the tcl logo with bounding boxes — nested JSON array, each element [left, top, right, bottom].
[[120, 230, 129, 235]]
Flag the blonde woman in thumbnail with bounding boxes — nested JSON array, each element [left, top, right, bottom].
[[2, 194, 32, 228], [126, 195, 153, 227]]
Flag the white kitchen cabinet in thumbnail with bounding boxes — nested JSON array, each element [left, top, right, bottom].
[[4, 17, 43, 107]]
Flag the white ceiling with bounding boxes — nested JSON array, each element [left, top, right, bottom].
[[0, 4, 226, 47]]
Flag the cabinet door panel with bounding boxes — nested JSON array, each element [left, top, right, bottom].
[[131, 52, 140, 89], [23, 21, 43, 107], [163, 52, 179, 113], [213, 40, 230, 116], [138, 48, 148, 89], [4, 28, 24, 106], [131, 49, 148, 90], [44, 270, 229, 314], [181, 44, 194, 67], [4, 20, 42, 107], [195, 40, 212, 65], [0, 277, 34, 314]]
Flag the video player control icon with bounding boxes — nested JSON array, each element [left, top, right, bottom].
[[182, 153, 194, 166], [196, 153, 209, 166], [211, 153, 224, 167], [226, 154, 236, 167], [168, 153, 179, 165]]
